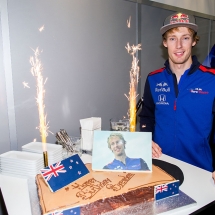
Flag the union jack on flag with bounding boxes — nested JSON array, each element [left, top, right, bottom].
[[155, 184, 168, 194], [40, 154, 89, 192], [155, 180, 179, 201], [41, 162, 67, 181]]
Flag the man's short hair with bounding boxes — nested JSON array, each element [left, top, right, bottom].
[[162, 27, 200, 44], [107, 133, 126, 149]]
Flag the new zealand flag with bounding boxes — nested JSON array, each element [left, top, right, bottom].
[[47, 206, 80, 215], [155, 180, 179, 200], [40, 154, 89, 192]]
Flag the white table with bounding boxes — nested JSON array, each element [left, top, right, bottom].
[[158, 154, 215, 215], [0, 153, 215, 215]]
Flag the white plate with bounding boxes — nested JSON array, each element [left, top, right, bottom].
[[0, 169, 39, 177], [0, 171, 32, 178], [0, 163, 43, 171], [0, 151, 44, 163], [22, 149, 62, 155], [21, 150, 63, 160], [22, 142, 62, 154], [0, 167, 40, 175], [1, 157, 62, 168], [0, 160, 43, 168], [0, 156, 43, 164]]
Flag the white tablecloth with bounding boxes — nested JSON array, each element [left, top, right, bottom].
[[0, 153, 215, 215]]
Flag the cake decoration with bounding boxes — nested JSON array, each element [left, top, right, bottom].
[[29, 47, 51, 167], [92, 131, 152, 172], [155, 180, 179, 200], [40, 154, 89, 192], [36, 163, 178, 214], [124, 15, 142, 132]]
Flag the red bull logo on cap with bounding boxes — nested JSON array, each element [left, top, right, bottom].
[[170, 13, 189, 24]]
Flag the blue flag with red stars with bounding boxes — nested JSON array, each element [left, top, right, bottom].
[[40, 154, 89, 192], [47, 206, 80, 215], [155, 180, 179, 201]]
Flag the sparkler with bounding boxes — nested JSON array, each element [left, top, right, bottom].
[[125, 43, 141, 132], [127, 16, 131, 28], [124, 16, 141, 132], [22, 81, 30, 88], [39, 25, 45, 32], [30, 47, 49, 167]]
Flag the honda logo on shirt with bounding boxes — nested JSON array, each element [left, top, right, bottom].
[[158, 94, 166, 102], [156, 94, 169, 105]]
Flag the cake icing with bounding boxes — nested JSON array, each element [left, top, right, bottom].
[[36, 163, 177, 215]]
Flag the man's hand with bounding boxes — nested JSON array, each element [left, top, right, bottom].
[[212, 171, 215, 184], [152, 141, 162, 158]]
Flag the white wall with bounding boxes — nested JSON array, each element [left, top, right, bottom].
[[0, 0, 137, 152], [0, 0, 11, 153], [150, 0, 215, 18]]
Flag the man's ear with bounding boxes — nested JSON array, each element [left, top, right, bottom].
[[163, 40, 167, 48], [192, 41, 196, 47]]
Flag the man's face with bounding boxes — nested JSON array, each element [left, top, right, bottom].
[[163, 27, 196, 66], [109, 136, 125, 157]]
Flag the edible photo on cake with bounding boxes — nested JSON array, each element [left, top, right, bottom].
[[92, 130, 152, 172]]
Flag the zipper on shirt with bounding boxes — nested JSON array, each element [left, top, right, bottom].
[[172, 74, 178, 111], [174, 99, 177, 110]]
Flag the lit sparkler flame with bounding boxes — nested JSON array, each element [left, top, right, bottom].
[[127, 16, 131, 28], [30, 47, 49, 150], [125, 43, 141, 132], [22, 81, 30, 88], [39, 25, 45, 32]]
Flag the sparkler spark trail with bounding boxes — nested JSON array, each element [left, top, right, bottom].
[[39, 25, 45, 32], [30, 47, 49, 147], [127, 16, 131, 28], [125, 43, 141, 132], [22, 81, 30, 88]]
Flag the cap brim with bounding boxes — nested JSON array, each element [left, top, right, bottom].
[[160, 23, 198, 35]]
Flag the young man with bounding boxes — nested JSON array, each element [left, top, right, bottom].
[[139, 12, 215, 182], [103, 133, 149, 170]]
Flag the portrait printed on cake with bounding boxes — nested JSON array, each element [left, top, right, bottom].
[[92, 131, 152, 172]]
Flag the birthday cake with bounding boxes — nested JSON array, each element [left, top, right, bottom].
[[36, 162, 179, 215]]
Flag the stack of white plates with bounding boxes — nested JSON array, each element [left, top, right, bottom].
[[22, 142, 63, 165], [0, 151, 44, 177]]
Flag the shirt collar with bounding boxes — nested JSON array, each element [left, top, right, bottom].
[[164, 55, 201, 75]]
